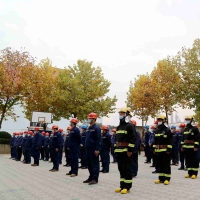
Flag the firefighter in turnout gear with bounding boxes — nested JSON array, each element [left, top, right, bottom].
[[181, 115, 200, 179], [153, 115, 173, 185], [115, 107, 136, 194]]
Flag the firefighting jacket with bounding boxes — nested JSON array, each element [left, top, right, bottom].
[[153, 124, 173, 153], [114, 119, 136, 153], [180, 124, 200, 149]]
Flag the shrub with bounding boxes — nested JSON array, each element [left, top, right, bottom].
[[0, 131, 12, 139]]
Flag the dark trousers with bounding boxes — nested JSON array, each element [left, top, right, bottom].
[[179, 150, 185, 168], [111, 144, 117, 162], [172, 146, 179, 164], [132, 151, 138, 176], [33, 149, 40, 165], [184, 149, 199, 176], [80, 147, 87, 167], [156, 153, 171, 181], [52, 150, 59, 170], [45, 147, 50, 160], [40, 147, 44, 160], [86, 149, 100, 182], [24, 149, 31, 163], [14, 147, 18, 159], [150, 147, 156, 166], [100, 149, 110, 172], [59, 146, 63, 164], [11, 147, 14, 158], [17, 147, 22, 161], [145, 145, 151, 162], [69, 149, 79, 174], [65, 148, 71, 165], [117, 152, 133, 190]]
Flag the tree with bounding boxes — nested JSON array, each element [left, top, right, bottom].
[[0, 47, 35, 129], [55, 60, 117, 120], [172, 38, 200, 109], [22, 58, 61, 127], [126, 74, 157, 125], [150, 59, 181, 122]]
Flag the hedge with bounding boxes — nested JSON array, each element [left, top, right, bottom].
[[0, 138, 11, 144], [0, 131, 12, 139]]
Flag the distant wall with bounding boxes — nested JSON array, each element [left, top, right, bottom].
[[0, 144, 10, 154]]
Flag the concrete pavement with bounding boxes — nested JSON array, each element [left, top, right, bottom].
[[0, 154, 199, 200]]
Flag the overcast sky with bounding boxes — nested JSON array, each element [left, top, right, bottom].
[[0, 0, 199, 131]]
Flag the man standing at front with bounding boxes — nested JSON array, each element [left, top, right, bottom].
[[31, 127, 42, 166], [83, 112, 101, 185], [115, 107, 136, 194]]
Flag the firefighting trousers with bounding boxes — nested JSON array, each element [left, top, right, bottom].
[[156, 153, 171, 181], [116, 152, 133, 190], [184, 149, 199, 176]]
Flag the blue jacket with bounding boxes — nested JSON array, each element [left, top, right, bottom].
[[61, 136, 64, 146], [18, 136, 24, 147], [41, 136, 45, 147], [24, 136, 33, 150], [135, 131, 141, 150], [144, 131, 151, 146], [111, 134, 116, 144], [172, 132, 179, 147], [100, 132, 111, 151], [64, 133, 70, 148], [69, 126, 81, 150], [10, 137, 15, 146], [22, 136, 28, 148], [44, 137, 51, 147], [51, 131, 62, 150], [85, 124, 101, 151], [81, 131, 87, 147], [149, 131, 155, 145], [32, 133, 42, 149], [14, 137, 19, 147]]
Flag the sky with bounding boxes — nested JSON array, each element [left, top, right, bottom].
[[0, 0, 199, 132]]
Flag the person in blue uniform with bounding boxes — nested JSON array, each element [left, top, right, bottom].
[[66, 119, 81, 177], [13, 132, 19, 160], [111, 129, 117, 163], [131, 120, 140, 178], [63, 126, 71, 167], [49, 125, 62, 172], [44, 132, 51, 161], [58, 128, 64, 164], [40, 132, 45, 160], [31, 127, 42, 166], [16, 132, 23, 161], [149, 125, 156, 167], [9, 132, 16, 159], [83, 112, 101, 185], [144, 126, 151, 164], [100, 125, 111, 173], [80, 124, 88, 169], [22, 131, 28, 163], [171, 126, 179, 166], [24, 131, 33, 164]]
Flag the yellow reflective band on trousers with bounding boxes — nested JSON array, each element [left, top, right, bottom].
[[155, 134, 164, 137], [183, 132, 194, 135], [153, 145, 156, 147], [116, 130, 127, 134], [167, 145, 172, 148], [195, 142, 199, 145], [120, 178, 125, 182], [155, 148, 167, 152], [188, 168, 198, 171], [128, 143, 135, 147], [181, 142, 184, 144], [165, 174, 171, 177], [124, 180, 132, 183], [114, 148, 128, 153], [182, 145, 194, 148], [163, 135, 167, 138], [159, 173, 165, 176]]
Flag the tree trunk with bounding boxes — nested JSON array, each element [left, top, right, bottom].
[[165, 110, 169, 124], [0, 98, 9, 129]]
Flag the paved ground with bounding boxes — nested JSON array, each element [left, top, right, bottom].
[[0, 154, 199, 200]]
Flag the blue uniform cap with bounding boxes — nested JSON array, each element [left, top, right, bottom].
[[171, 125, 176, 129], [144, 125, 149, 129], [81, 124, 87, 129]]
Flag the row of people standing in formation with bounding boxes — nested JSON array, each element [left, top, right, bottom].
[[10, 109, 199, 194], [142, 115, 200, 186], [9, 110, 140, 194]]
